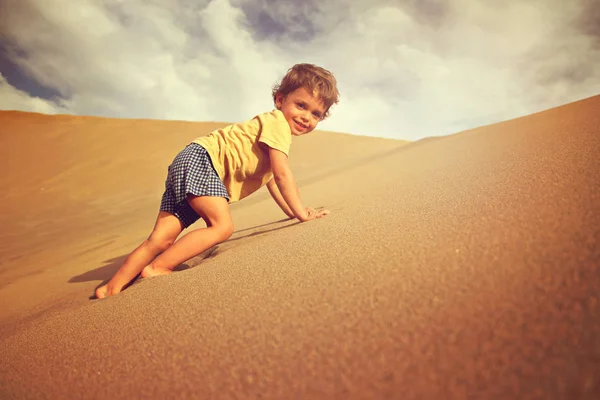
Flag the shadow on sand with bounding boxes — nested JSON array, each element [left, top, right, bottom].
[[70, 253, 193, 299], [70, 218, 302, 299]]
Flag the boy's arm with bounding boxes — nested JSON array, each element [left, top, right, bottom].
[[266, 178, 295, 218], [268, 147, 328, 222]]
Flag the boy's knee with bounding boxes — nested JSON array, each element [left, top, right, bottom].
[[147, 234, 175, 252], [218, 222, 234, 241]]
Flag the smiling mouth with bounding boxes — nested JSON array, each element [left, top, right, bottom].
[[294, 120, 308, 130]]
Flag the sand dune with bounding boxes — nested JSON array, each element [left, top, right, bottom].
[[1, 96, 599, 399], [0, 113, 402, 321]]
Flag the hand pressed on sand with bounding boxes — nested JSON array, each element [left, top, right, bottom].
[[305, 207, 330, 220]]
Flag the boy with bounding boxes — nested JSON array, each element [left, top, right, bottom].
[[96, 63, 339, 298]]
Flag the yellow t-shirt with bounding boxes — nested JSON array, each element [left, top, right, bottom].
[[192, 110, 292, 202]]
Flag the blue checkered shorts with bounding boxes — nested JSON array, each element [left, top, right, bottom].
[[160, 143, 230, 228]]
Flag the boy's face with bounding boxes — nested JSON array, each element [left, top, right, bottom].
[[275, 87, 327, 136]]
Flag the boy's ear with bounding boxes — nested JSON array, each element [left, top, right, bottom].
[[275, 93, 285, 109]]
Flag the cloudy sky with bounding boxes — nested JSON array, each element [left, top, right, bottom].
[[1, 0, 599, 140]]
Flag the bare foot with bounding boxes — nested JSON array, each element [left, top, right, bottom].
[[95, 283, 122, 299], [95, 284, 109, 299], [141, 265, 172, 279]]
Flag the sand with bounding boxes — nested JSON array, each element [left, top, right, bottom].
[[0, 96, 599, 399]]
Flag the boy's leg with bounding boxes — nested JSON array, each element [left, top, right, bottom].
[[95, 211, 183, 298], [141, 195, 233, 277]]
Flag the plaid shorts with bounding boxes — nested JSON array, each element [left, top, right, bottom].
[[160, 143, 230, 228]]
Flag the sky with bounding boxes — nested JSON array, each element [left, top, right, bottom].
[[1, 0, 599, 140]]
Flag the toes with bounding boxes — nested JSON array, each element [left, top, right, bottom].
[[95, 286, 107, 299], [141, 265, 171, 278], [140, 266, 152, 279]]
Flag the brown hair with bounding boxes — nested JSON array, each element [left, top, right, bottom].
[[272, 63, 340, 119]]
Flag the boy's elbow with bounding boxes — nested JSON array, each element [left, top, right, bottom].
[[273, 170, 290, 184]]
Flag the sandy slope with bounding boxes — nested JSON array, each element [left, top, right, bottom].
[[0, 112, 403, 324], [0, 96, 599, 399]]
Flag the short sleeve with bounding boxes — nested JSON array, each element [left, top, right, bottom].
[[258, 110, 292, 156]]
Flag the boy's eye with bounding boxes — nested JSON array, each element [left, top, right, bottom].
[[313, 112, 322, 119], [297, 103, 305, 109]]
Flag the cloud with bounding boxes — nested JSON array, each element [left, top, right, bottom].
[[0, 0, 598, 140], [1, 0, 213, 119], [292, 0, 600, 137], [0, 73, 69, 114]]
